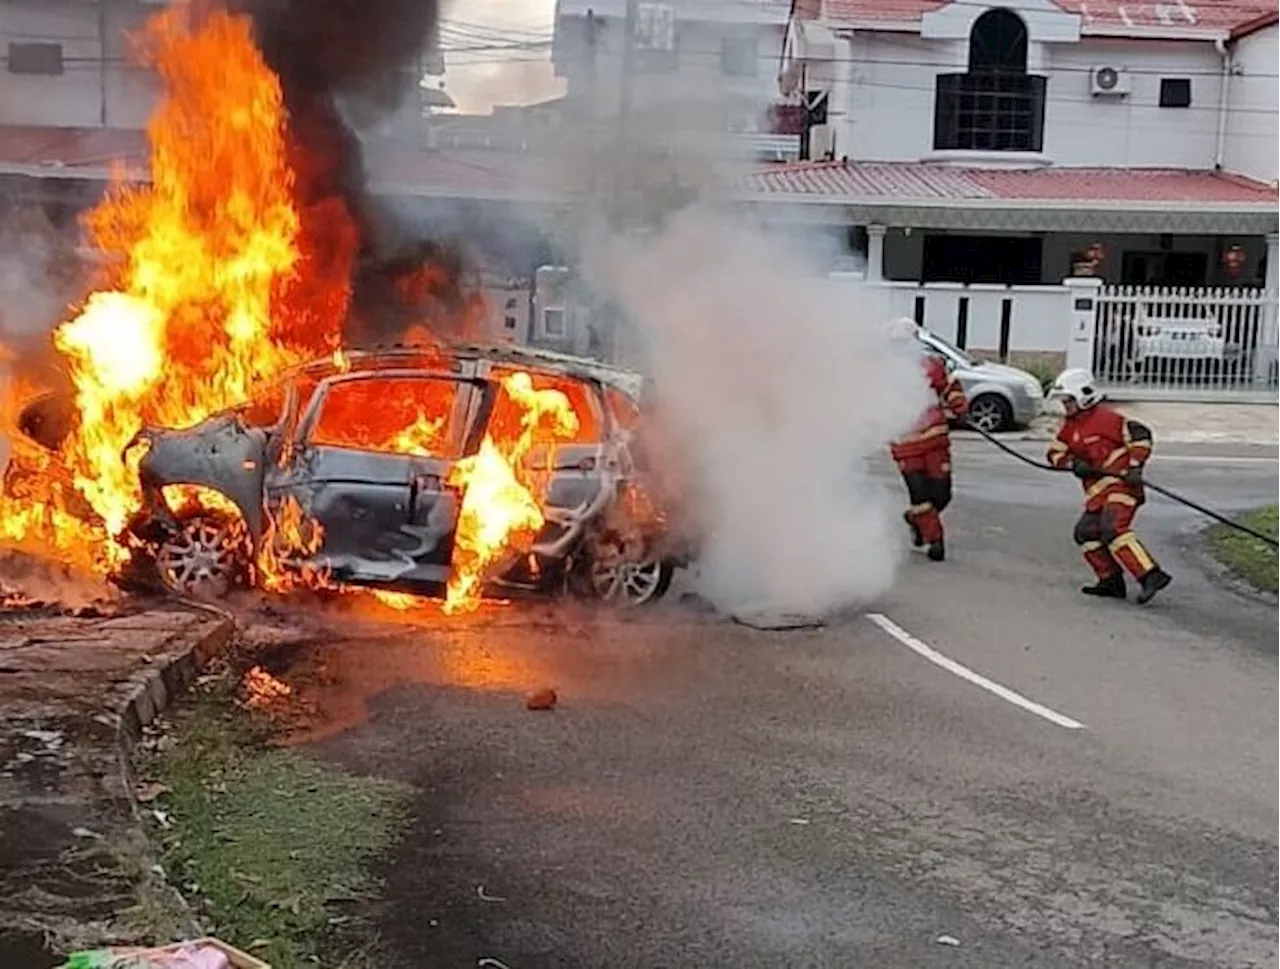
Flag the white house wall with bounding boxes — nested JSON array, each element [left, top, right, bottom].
[[839, 32, 939, 162], [0, 0, 160, 129], [1042, 38, 1224, 168], [1223, 24, 1278, 184], [834, 28, 1229, 168]]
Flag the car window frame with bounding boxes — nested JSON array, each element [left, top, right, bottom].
[[485, 365, 607, 446], [296, 370, 478, 461]]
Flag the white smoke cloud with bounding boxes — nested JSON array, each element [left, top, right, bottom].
[[590, 209, 929, 618]]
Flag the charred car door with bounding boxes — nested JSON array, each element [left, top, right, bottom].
[[268, 371, 477, 590], [483, 368, 618, 566]]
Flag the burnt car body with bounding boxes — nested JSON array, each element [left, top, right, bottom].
[[14, 344, 691, 606]]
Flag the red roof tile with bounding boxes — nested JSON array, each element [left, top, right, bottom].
[[820, 0, 1277, 33], [742, 160, 1280, 207]]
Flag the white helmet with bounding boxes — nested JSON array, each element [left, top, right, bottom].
[[1048, 368, 1103, 409], [886, 316, 920, 345]]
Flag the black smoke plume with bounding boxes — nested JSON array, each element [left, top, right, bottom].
[[228, 0, 473, 343]]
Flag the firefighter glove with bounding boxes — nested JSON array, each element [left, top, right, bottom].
[[1071, 458, 1093, 479], [1122, 467, 1144, 486]]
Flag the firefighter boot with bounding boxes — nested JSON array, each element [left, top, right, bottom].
[[1081, 572, 1126, 599], [926, 539, 945, 562], [903, 511, 923, 548], [1135, 568, 1173, 605]]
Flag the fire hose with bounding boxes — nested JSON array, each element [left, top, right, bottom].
[[962, 421, 1280, 550]]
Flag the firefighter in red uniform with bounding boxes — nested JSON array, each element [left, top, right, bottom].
[[888, 318, 968, 562], [1046, 368, 1173, 604]]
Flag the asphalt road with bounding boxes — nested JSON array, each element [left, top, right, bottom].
[[274, 436, 1278, 969]]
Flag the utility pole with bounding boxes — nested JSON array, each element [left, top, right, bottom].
[[611, 0, 639, 230]]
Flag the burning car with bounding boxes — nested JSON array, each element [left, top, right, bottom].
[[11, 343, 692, 610]]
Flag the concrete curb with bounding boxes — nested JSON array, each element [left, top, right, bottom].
[[110, 608, 237, 939]]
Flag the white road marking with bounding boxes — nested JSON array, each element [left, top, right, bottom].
[[866, 613, 1087, 731]]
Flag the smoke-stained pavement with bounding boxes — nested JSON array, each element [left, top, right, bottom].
[[272, 440, 1277, 968]]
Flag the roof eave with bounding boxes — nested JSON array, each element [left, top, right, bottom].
[[1229, 10, 1279, 40], [737, 191, 1279, 215], [815, 17, 1235, 41], [1079, 23, 1229, 40], [0, 161, 562, 205]]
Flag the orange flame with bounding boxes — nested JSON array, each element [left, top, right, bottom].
[[0, 11, 590, 617], [443, 372, 579, 614], [258, 495, 329, 593], [389, 411, 446, 457], [0, 8, 344, 573]]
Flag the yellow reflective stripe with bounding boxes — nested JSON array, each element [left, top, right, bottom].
[[1085, 476, 1123, 500], [910, 502, 934, 514], [1107, 493, 1138, 507], [1103, 446, 1128, 468], [1109, 532, 1155, 572], [916, 423, 949, 440], [1048, 440, 1069, 452], [1080, 541, 1105, 552]]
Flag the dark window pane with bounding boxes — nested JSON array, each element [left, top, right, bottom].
[[968, 9, 1028, 73], [933, 72, 1045, 151], [1159, 78, 1192, 108], [8, 43, 63, 76]]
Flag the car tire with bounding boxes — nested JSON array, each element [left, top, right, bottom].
[[584, 552, 675, 607], [152, 511, 250, 601], [967, 393, 1014, 433]]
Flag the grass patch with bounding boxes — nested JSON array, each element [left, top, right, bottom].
[[139, 680, 412, 969], [1207, 505, 1278, 594], [1020, 359, 1059, 394]]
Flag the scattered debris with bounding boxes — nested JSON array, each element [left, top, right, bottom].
[[135, 781, 172, 803], [477, 885, 506, 902], [935, 934, 961, 947], [478, 959, 513, 969], [72, 826, 103, 840], [525, 687, 557, 711], [62, 937, 271, 967], [731, 609, 825, 631], [240, 666, 293, 709], [787, 818, 811, 825]]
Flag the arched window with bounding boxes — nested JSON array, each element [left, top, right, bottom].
[[934, 8, 1045, 152], [968, 9, 1028, 74]]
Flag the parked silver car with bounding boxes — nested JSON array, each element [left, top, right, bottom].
[[914, 327, 1045, 431]]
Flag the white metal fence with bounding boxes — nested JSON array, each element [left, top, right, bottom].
[[848, 280, 1073, 357], [1092, 285, 1278, 398]]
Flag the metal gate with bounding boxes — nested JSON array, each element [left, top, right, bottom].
[[1092, 285, 1278, 399]]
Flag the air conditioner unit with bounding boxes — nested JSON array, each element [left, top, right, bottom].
[[1090, 66, 1132, 97], [807, 123, 834, 159]]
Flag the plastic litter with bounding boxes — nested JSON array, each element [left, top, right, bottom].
[[62, 938, 270, 969]]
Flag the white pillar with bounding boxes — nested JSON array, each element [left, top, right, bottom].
[[1061, 276, 1103, 373], [866, 224, 887, 283], [1256, 232, 1279, 385], [1265, 232, 1278, 292]]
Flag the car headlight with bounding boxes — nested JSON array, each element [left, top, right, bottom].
[[1023, 377, 1044, 398]]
